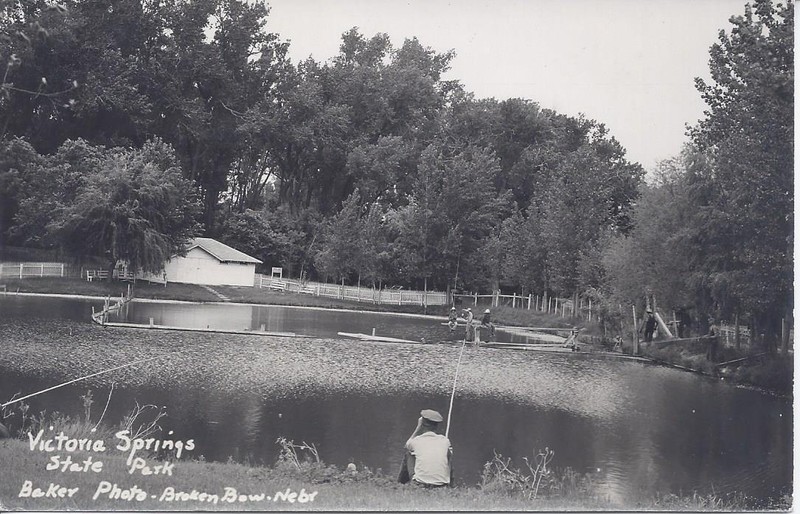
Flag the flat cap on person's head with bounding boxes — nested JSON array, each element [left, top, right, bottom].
[[420, 409, 443, 422]]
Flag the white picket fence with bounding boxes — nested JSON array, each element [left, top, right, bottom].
[[453, 291, 587, 319], [0, 262, 66, 279], [718, 324, 753, 345], [255, 274, 448, 306]]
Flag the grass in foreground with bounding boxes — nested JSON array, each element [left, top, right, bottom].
[[0, 410, 788, 512]]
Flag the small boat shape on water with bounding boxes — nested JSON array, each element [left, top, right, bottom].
[[337, 332, 425, 344]]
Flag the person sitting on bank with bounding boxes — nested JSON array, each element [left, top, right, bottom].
[[448, 307, 458, 333], [398, 409, 452, 487], [480, 308, 495, 338]]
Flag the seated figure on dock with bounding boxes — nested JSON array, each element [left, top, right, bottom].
[[563, 327, 580, 351], [480, 309, 495, 339]]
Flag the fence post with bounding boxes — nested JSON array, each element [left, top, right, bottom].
[[588, 299, 592, 322], [40, 263, 44, 277], [61, 263, 64, 277], [781, 317, 788, 355], [474, 292, 478, 306], [19, 264, 23, 279]]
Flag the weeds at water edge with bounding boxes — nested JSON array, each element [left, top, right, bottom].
[[480, 448, 597, 502], [273, 437, 397, 488]]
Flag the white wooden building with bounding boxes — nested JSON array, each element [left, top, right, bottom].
[[139, 237, 262, 287]]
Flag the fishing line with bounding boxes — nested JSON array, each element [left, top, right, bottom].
[[1, 356, 159, 408], [445, 337, 468, 439]]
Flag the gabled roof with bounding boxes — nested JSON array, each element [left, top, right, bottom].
[[187, 237, 262, 264]]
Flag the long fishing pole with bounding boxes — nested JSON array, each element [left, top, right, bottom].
[[445, 337, 468, 439], [1, 356, 159, 408]]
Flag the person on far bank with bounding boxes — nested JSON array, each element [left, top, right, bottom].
[[398, 409, 452, 487], [640, 309, 657, 342], [705, 317, 720, 361]]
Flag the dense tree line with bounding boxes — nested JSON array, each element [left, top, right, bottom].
[[603, 0, 793, 342], [1, 0, 792, 342]]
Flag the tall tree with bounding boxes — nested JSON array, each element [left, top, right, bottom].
[[388, 143, 510, 290], [688, 0, 793, 336], [45, 138, 202, 275], [2, 0, 288, 232]]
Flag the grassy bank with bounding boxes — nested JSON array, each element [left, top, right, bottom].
[[0, 277, 448, 316], [0, 436, 581, 511], [0, 414, 778, 512], [0, 277, 583, 323], [641, 341, 793, 395]]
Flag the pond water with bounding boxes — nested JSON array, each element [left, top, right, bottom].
[[0, 295, 792, 505], [114, 299, 550, 343]]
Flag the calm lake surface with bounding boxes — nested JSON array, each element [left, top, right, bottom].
[[0, 295, 792, 504]]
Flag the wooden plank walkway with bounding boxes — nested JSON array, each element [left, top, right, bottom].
[[337, 332, 423, 344]]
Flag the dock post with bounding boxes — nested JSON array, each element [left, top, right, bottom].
[[781, 317, 788, 355], [372, 328, 376, 336], [149, 317, 154, 328]]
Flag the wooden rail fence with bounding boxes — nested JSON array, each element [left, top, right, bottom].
[[255, 274, 448, 307], [453, 291, 591, 320]]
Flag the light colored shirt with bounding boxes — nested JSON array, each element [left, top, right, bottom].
[[405, 431, 451, 485]]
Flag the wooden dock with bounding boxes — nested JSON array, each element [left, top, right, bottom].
[[337, 332, 423, 344], [480, 342, 574, 353], [494, 326, 566, 343]]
